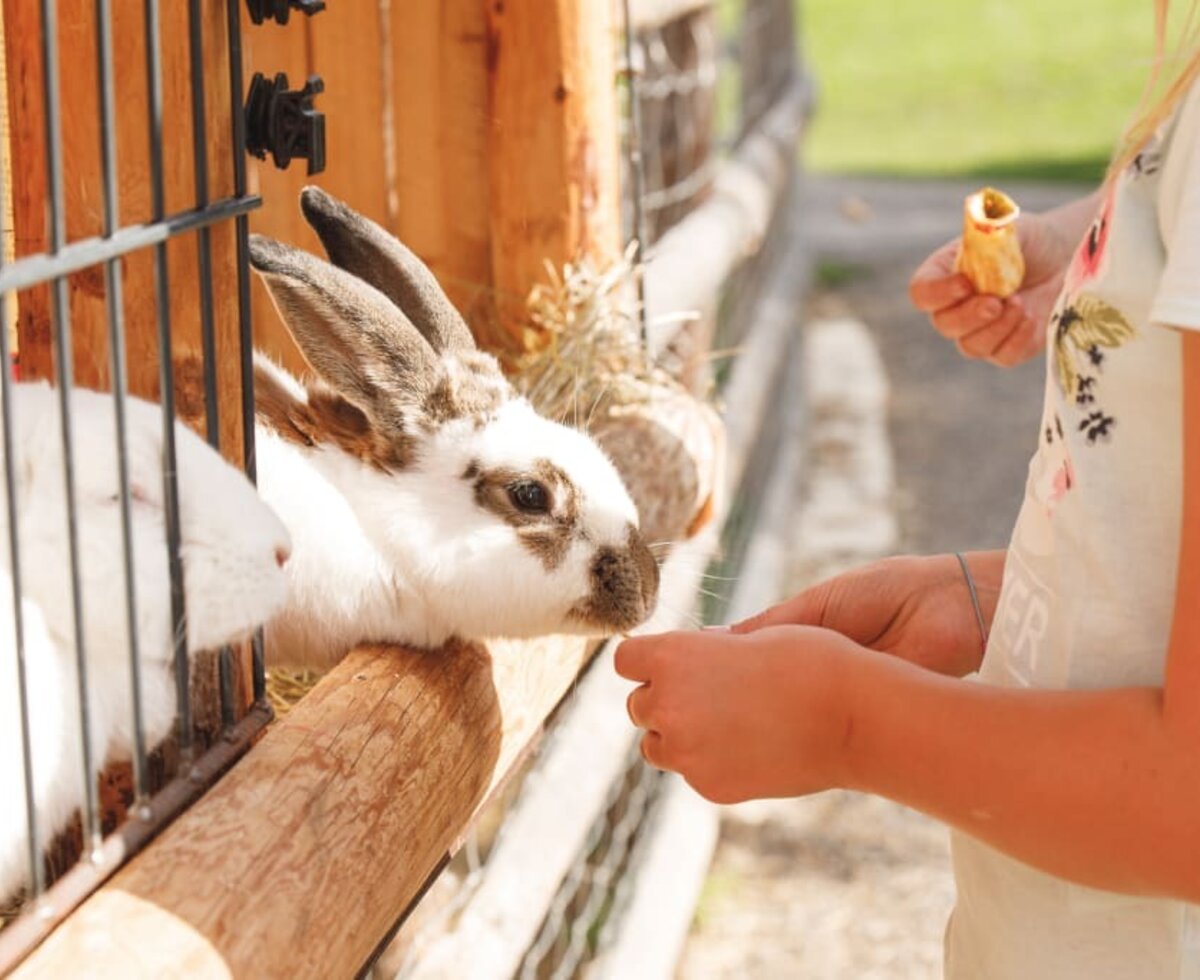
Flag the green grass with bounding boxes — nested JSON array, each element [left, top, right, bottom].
[[799, 0, 1159, 181]]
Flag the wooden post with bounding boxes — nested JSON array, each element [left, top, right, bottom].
[[484, 0, 623, 353], [389, 0, 493, 334]]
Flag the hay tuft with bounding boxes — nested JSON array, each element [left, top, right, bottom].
[[266, 667, 324, 720], [514, 249, 686, 427]]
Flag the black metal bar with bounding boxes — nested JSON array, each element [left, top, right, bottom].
[[620, 0, 650, 350], [227, 0, 257, 483], [228, 0, 268, 703], [0, 313, 43, 900], [0, 195, 261, 296], [95, 0, 152, 806], [187, 0, 221, 451], [41, 0, 103, 856], [0, 4, 43, 900], [143, 0, 193, 755], [218, 646, 237, 729]]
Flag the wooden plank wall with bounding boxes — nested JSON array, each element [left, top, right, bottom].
[[247, 0, 622, 366]]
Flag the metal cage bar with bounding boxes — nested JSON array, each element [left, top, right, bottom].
[[142, 0, 193, 755], [95, 0, 152, 804], [40, 0, 104, 857], [0, 196, 260, 295], [226, 0, 268, 704], [0, 188, 44, 903], [187, 0, 222, 451]]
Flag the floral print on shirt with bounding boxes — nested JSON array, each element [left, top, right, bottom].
[[1047, 190, 1136, 448]]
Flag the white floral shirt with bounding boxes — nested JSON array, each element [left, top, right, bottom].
[[946, 79, 1200, 979]]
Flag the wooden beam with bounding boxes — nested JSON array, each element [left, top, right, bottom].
[[484, 0, 623, 354], [388, 0, 493, 336], [13, 635, 594, 978]]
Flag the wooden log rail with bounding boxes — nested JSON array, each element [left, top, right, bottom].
[[14, 636, 596, 977]]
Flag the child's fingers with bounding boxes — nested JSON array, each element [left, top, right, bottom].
[[957, 301, 1026, 360], [614, 634, 662, 681], [730, 591, 824, 634], [908, 247, 971, 312], [639, 731, 669, 770], [625, 684, 656, 729], [932, 295, 1005, 339], [988, 314, 1044, 367]]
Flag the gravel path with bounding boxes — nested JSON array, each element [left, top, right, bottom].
[[678, 175, 1090, 979]]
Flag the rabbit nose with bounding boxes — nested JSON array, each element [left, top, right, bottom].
[[275, 544, 291, 568]]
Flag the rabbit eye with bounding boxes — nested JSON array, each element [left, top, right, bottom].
[[508, 480, 550, 514]]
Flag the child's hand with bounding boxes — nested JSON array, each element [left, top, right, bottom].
[[614, 625, 859, 804], [909, 212, 1072, 365], [731, 554, 998, 677]]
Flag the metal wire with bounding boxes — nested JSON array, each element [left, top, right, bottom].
[[0, 240, 43, 903], [225, 0, 268, 704], [515, 753, 664, 980], [619, 0, 650, 351], [187, 0, 222, 454], [95, 0, 152, 805], [40, 0, 103, 857], [143, 0, 193, 755], [0, 196, 260, 294]]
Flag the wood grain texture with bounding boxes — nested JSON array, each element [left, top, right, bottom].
[[15, 635, 595, 977], [484, 0, 623, 354], [389, 0, 493, 335], [246, 1, 391, 380]]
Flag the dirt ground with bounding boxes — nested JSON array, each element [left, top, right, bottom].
[[677, 175, 1088, 979]]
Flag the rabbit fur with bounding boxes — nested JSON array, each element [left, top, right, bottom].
[[0, 382, 291, 901], [250, 187, 660, 670]]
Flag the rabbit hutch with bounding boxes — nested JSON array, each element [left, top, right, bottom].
[[0, 0, 810, 976]]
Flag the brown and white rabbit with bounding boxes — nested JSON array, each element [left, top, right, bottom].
[[0, 382, 292, 901], [250, 187, 659, 670]]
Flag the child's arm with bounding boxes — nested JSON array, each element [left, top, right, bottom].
[[617, 331, 1200, 902], [731, 550, 1005, 677]]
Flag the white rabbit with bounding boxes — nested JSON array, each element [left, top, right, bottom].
[[249, 187, 660, 670], [0, 382, 292, 902]]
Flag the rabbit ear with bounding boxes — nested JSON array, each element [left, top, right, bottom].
[[298, 186, 479, 355], [249, 234, 440, 432]]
